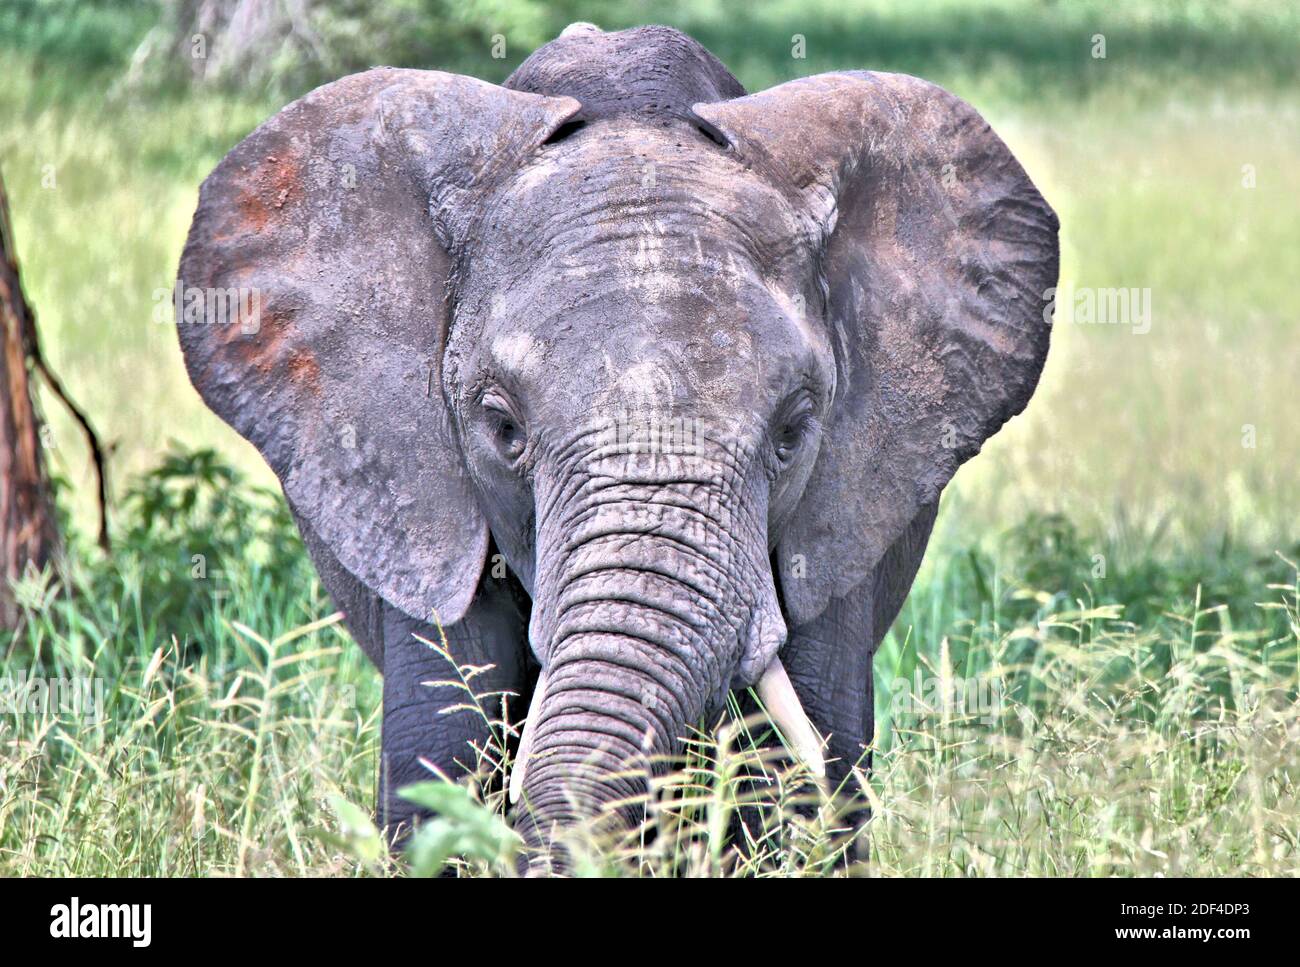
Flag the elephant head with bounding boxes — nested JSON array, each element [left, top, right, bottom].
[[176, 25, 1057, 864]]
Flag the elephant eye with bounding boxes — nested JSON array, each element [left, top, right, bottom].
[[490, 415, 526, 463], [774, 424, 801, 462], [773, 407, 815, 465], [482, 392, 526, 463], [769, 415, 811, 465]]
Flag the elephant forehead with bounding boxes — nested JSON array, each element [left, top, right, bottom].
[[477, 282, 824, 417], [485, 269, 795, 355], [477, 122, 814, 275], [447, 123, 833, 414], [481, 243, 785, 329]]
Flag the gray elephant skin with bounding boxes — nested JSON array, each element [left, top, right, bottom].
[[175, 23, 1058, 869]]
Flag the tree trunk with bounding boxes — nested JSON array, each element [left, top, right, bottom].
[[0, 171, 59, 629]]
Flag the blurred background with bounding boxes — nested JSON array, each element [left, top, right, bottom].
[[4, 0, 1295, 573], [0, 1, 1296, 876]]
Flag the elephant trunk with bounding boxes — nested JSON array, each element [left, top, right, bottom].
[[512, 436, 789, 871], [513, 625, 700, 870]]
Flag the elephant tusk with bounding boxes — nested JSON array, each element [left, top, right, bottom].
[[756, 659, 827, 780], [509, 671, 549, 804]]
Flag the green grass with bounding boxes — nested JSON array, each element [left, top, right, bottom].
[[2, 451, 1296, 876], [1, 2, 1297, 875]]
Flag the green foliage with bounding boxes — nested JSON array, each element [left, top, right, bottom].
[[324, 794, 387, 866], [995, 511, 1300, 630], [1, 446, 318, 662], [867, 570, 1300, 876], [0, 0, 156, 72], [3, 446, 323, 663], [877, 511, 1300, 745], [1, 452, 381, 876], [5, 0, 1297, 102], [112, 445, 310, 641], [399, 782, 520, 876]]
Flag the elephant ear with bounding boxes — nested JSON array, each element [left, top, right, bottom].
[[695, 72, 1058, 626], [178, 68, 579, 624]]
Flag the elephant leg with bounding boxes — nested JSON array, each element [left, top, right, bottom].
[[728, 589, 874, 863], [378, 571, 532, 839], [785, 501, 935, 785], [738, 507, 935, 863], [780, 590, 875, 807]]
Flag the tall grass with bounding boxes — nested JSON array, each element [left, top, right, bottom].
[[2, 452, 1295, 876], [1, 451, 380, 876]]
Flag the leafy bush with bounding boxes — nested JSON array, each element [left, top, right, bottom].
[[3, 445, 321, 661], [114, 445, 310, 640]]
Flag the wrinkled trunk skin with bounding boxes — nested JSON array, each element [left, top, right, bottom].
[[515, 430, 783, 872]]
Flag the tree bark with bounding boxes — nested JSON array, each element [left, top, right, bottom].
[[0, 171, 60, 629]]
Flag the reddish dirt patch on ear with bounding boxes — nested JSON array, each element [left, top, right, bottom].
[[286, 348, 322, 394], [234, 152, 302, 234], [217, 307, 320, 395], [220, 304, 288, 370]]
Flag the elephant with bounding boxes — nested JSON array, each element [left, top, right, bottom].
[[175, 23, 1058, 870]]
